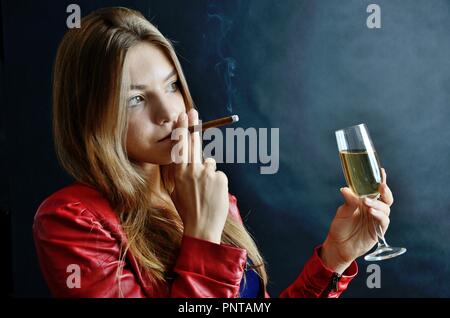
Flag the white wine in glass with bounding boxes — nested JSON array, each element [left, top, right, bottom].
[[335, 123, 406, 261]]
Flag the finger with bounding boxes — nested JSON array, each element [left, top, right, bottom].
[[171, 112, 189, 168], [340, 187, 360, 209], [188, 109, 202, 165], [381, 168, 387, 185], [369, 208, 390, 234], [379, 183, 394, 206], [363, 197, 391, 216], [378, 168, 394, 206], [215, 170, 229, 188], [192, 109, 203, 164], [204, 157, 217, 172]]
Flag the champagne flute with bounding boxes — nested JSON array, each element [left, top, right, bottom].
[[335, 123, 406, 261]]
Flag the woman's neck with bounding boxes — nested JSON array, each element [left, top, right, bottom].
[[140, 163, 164, 193], [140, 162, 174, 209]]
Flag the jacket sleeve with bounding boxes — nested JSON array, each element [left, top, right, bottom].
[[33, 199, 247, 298], [171, 235, 247, 297], [278, 246, 358, 298]]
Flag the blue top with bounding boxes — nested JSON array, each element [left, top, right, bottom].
[[239, 261, 261, 298]]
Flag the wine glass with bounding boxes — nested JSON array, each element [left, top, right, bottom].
[[335, 123, 406, 261]]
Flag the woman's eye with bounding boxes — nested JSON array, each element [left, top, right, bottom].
[[128, 95, 145, 107], [168, 80, 179, 93]]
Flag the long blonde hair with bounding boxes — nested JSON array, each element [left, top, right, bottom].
[[52, 6, 267, 293]]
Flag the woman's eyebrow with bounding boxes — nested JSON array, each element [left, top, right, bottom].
[[129, 69, 177, 90]]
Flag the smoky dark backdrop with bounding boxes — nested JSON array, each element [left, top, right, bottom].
[[1, 0, 449, 297]]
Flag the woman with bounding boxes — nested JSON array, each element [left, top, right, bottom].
[[33, 7, 393, 298]]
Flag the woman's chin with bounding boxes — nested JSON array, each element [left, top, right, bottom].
[[144, 140, 178, 165], [130, 153, 173, 167], [155, 151, 177, 166]]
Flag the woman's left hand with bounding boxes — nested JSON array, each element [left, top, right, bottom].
[[320, 168, 394, 274]]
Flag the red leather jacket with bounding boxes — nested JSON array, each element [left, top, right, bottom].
[[33, 182, 358, 298]]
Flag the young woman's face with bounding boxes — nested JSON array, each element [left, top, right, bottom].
[[124, 42, 186, 166]]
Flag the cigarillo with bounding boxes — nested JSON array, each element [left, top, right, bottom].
[[188, 115, 239, 133]]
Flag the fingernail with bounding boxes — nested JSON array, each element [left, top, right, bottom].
[[180, 112, 187, 121], [364, 198, 373, 206], [191, 109, 198, 120]]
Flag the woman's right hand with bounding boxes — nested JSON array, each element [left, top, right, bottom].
[[169, 109, 229, 244]]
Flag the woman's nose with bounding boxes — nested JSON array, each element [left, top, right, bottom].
[[151, 96, 179, 125]]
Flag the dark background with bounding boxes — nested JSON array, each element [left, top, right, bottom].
[[1, 0, 449, 297]]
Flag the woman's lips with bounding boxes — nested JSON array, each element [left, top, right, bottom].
[[158, 132, 172, 142]]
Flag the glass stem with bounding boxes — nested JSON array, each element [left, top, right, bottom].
[[372, 193, 389, 248], [375, 223, 389, 247]]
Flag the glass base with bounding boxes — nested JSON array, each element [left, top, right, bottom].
[[364, 246, 407, 261]]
